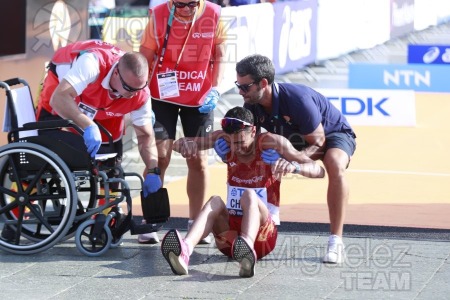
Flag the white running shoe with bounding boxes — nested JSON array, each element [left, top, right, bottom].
[[188, 219, 211, 244], [161, 229, 190, 275], [138, 220, 160, 244], [322, 235, 345, 264]]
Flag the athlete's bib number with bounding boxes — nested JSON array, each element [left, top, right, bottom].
[[226, 185, 268, 216]]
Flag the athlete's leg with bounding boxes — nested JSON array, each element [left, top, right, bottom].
[[239, 189, 270, 245], [184, 195, 229, 249]]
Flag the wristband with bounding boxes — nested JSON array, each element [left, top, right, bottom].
[[291, 161, 301, 174], [147, 167, 161, 175]]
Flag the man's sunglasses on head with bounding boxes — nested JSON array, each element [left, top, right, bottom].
[[221, 117, 253, 134]]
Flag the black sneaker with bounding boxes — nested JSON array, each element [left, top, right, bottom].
[[232, 236, 256, 278]]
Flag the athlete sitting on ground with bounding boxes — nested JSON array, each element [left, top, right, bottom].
[[160, 106, 325, 277]]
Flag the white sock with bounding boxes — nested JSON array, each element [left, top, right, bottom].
[[329, 234, 343, 244], [184, 238, 194, 256]]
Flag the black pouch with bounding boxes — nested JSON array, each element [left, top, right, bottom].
[[141, 188, 170, 224]]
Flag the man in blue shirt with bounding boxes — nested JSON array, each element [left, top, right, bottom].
[[216, 54, 356, 264]]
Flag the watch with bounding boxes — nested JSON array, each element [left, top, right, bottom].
[[147, 167, 161, 175], [291, 161, 301, 174]]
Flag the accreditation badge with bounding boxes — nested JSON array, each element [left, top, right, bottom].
[[157, 71, 179, 99], [78, 102, 98, 120]]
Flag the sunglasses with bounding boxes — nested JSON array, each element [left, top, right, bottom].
[[117, 66, 147, 92], [173, 1, 200, 8], [234, 81, 256, 93], [221, 117, 253, 134]]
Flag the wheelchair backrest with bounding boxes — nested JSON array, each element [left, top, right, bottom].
[[1, 78, 38, 139]]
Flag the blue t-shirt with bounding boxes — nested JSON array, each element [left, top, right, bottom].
[[244, 83, 355, 149], [229, 0, 258, 5]]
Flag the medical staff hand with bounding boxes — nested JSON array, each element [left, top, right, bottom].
[[261, 149, 281, 165], [214, 137, 230, 162], [151, 110, 156, 126], [83, 124, 102, 158], [143, 174, 162, 197], [198, 88, 220, 113]]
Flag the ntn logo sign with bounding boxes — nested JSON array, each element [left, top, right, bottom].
[[349, 63, 450, 92], [383, 70, 430, 87]]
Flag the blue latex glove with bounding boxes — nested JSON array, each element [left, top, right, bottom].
[[151, 110, 156, 126], [83, 124, 102, 158], [198, 88, 220, 113], [261, 149, 281, 165], [143, 173, 162, 197], [214, 137, 230, 162]]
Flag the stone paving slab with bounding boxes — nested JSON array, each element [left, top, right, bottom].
[[1, 219, 449, 300]]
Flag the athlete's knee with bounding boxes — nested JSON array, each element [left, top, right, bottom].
[[206, 195, 225, 210], [240, 190, 259, 209]]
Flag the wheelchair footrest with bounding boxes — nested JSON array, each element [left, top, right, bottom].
[[141, 188, 170, 224], [129, 221, 163, 235]]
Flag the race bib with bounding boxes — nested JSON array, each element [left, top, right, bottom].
[[226, 185, 268, 217], [157, 71, 179, 99], [78, 102, 97, 120]]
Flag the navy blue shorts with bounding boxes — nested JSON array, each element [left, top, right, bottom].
[[325, 131, 356, 158], [152, 99, 214, 140]]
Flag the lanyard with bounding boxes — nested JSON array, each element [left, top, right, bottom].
[[157, 5, 198, 72], [271, 82, 280, 134]]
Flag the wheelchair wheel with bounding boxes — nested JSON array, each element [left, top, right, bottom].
[[110, 236, 123, 248], [108, 207, 125, 248], [0, 142, 78, 254], [61, 174, 97, 241], [75, 218, 112, 257]]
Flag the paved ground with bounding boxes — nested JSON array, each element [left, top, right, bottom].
[[1, 217, 449, 300]]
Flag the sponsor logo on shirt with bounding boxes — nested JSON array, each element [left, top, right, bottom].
[[231, 176, 264, 185], [105, 111, 124, 117], [192, 32, 214, 39]]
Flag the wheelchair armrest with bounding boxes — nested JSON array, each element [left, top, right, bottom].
[[23, 120, 84, 135], [3, 78, 24, 87], [94, 121, 114, 148]]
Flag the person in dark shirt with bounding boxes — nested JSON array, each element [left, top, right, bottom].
[[215, 54, 356, 264]]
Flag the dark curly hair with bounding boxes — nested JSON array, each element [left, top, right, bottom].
[[235, 54, 275, 85]]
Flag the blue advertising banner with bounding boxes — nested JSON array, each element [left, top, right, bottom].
[[348, 63, 450, 92], [272, 0, 317, 74], [407, 44, 450, 64]]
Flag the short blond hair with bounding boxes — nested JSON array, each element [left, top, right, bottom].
[[119, 52, 148, 79]]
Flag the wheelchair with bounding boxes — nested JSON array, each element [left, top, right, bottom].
[[0, 78, 169, 256]]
